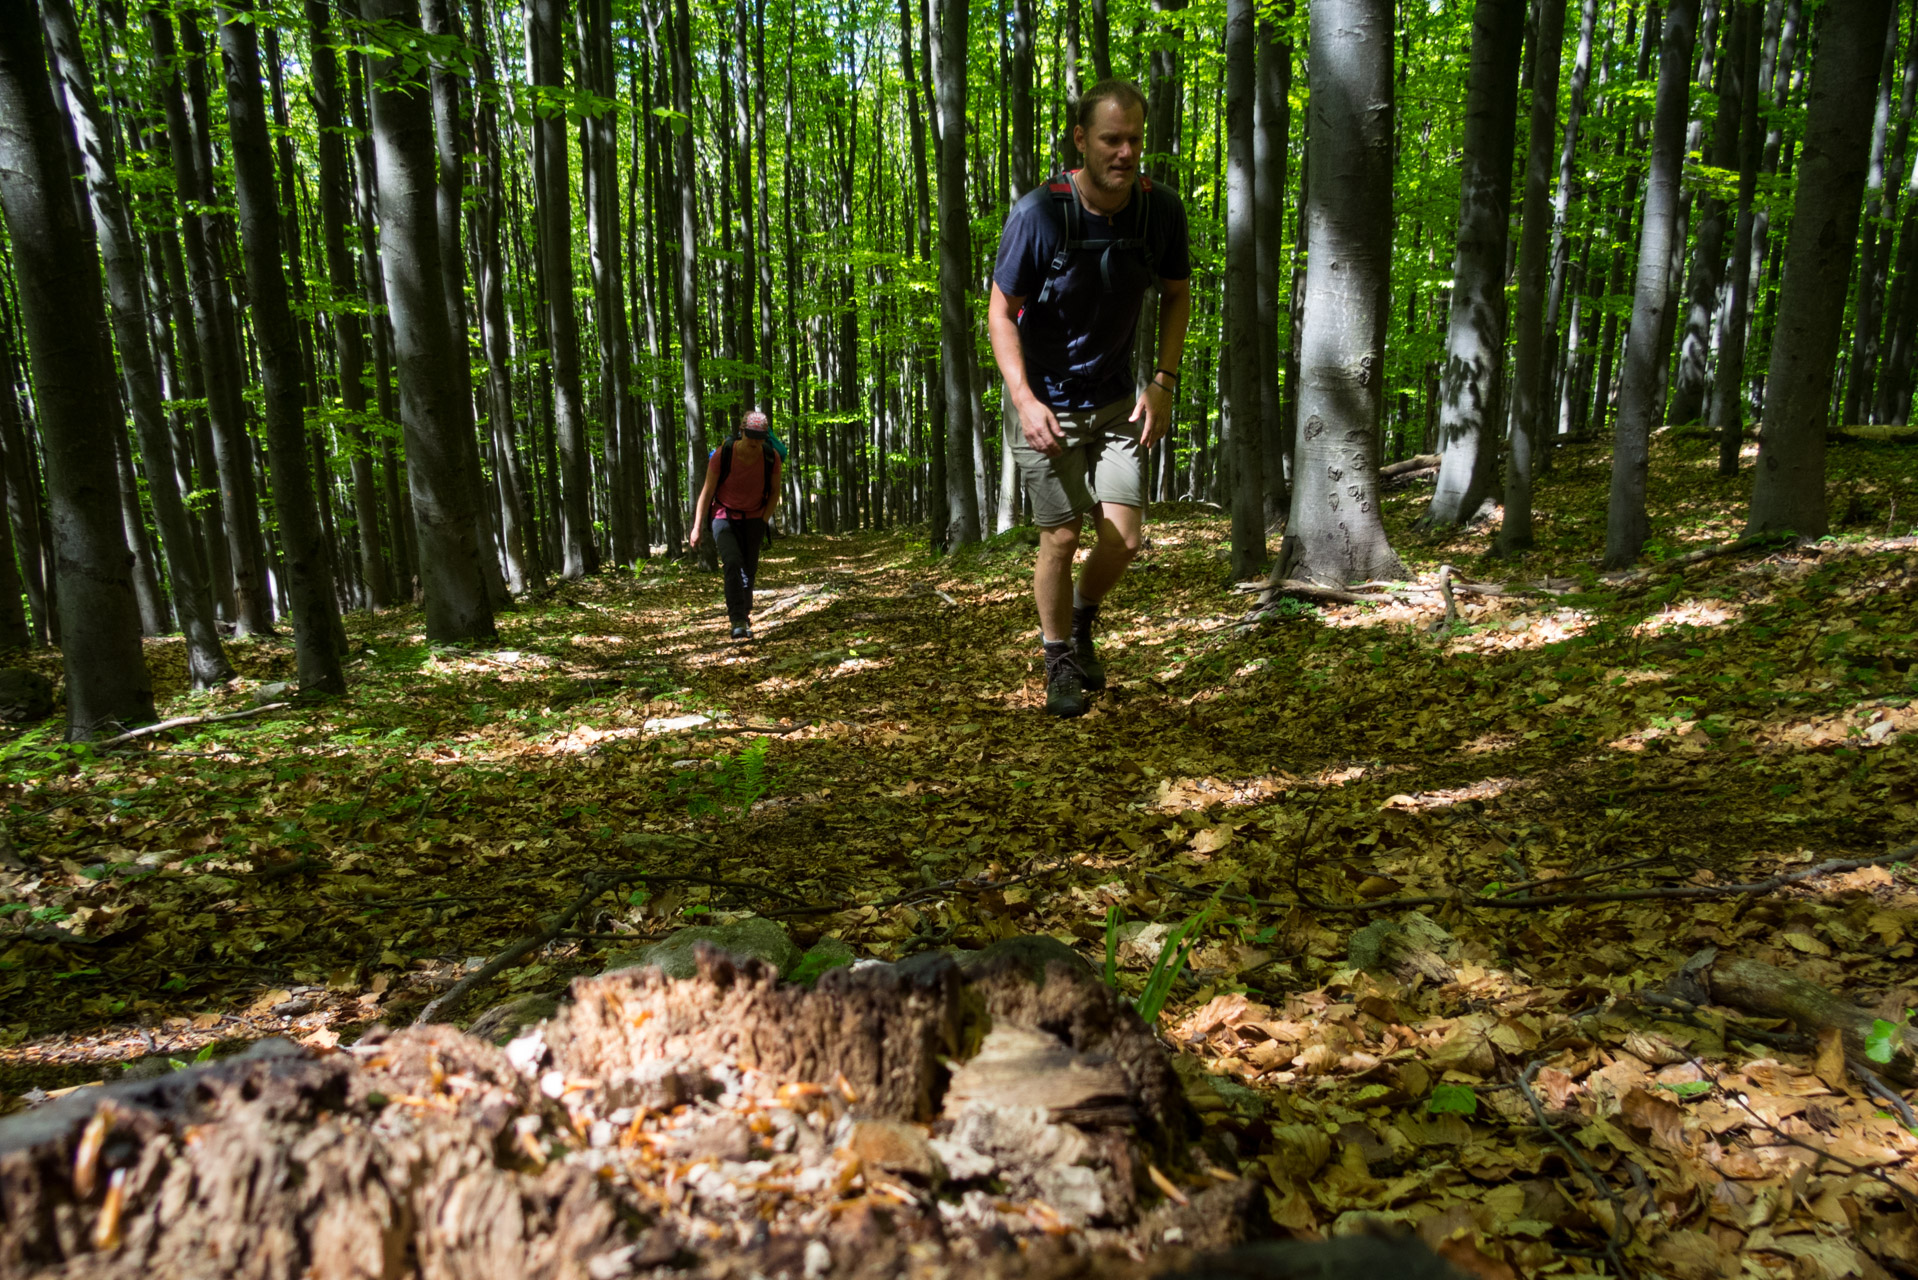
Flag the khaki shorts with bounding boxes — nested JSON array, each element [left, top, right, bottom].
[[1009, 397, 1146, 528]]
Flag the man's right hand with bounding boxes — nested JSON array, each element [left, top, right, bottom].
[[1019, 398, 1067, 458], [688, 522, 703, 550]]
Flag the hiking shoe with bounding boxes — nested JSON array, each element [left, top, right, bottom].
[[730, 624, 752, 640], [1072, 634, 1107, 691], [1044, 649, 1090, 718]]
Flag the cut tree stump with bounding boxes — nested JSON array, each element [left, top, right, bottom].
[[1665, 948, 1918, 1086], [0, 940, 1266, 1280]]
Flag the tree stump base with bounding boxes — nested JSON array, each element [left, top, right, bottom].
[[0, 941, 1270, 1279]]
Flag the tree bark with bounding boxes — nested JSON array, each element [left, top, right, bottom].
[[215, 0, 347, 693], [1424, 0, 1525, 528], [1710, 0, 1763, 471], [148, 7, 273, 636], [308, 0, 396, 609], [1543, 0, 1597, 446], [1255, 15, 1290, 523], [1501, 0, 1566, 554], [1285, 0, 1404, 585], [0, 0, 154, 738], [1668, 3, 1748, 426], [1604, 0, 1699, 568], [530, 0, 598, 578], [933, 0, 980, 549], [1747, 0, 1897, 537], [366, 0, 499, 642], [1843, 7, 1913, 426], [670, 0, 711, 567], [0, 318, 52, 645], [1224, 0, 1264, 578]]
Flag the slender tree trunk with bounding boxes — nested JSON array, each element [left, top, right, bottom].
[[1502, 0, 1566, 554], [1844, 6, 1912, 425], [366, 0, 499, 641], [1604, 0, 1699, 568], [995, 0, 1035, 535], [1224, 0, 1264, 576], [112, 428, 169, 635], [0, 1, 154, 736], [308, 0, 395, 609], [1287, 0, 1404, 584], [1710, 0, 1763, 470], [0, 329, 36, 648], [149, 7, 273, 635], [1255, 13, 1290, 523], [933, 0, 980, 549], [1543, 0, 1597, 446], [40, 0, 230, 684], [530, 0, 597, 577], [1748, 0, 1897, 536], [1425, 0, 1525, 527], [215, 0, 346, 690], [1668, 3, 1748, 425], [670, 0, 710, 566]]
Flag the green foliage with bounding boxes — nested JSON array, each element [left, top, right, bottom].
[[1865, 1018, 1902, 1065], [1427, 1083, 1478, 1116], [1655, 1081, 1714, 1101], [1135, 913, 1202, 1025], [675, 739, 773, 822]]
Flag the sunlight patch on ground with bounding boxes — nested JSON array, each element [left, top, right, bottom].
[[1750, 698, 1915, 752], [538, 724, 649, 755], [1633, 599, 1743, 636], [1381, 776, 1529, 811], [1440, 607, 1599, 653], [1458, 731, 1521, 755]]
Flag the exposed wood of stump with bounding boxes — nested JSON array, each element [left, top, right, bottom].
[[0, 941, 1250, 1280], [1666, 948, 1918, 1086]]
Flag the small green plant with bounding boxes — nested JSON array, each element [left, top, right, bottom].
[[1866, 1018, 1903, 1065], [1135, 914, 1203, 1024], [1655, 1080, 1713, 1100], [1103, 905, 1122, 988], [676, 739, 773, 822]]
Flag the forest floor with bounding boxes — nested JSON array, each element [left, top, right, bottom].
[[2, 431, 1917, 1277]]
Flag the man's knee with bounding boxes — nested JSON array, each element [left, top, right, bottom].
[[1038, 522, 1082, 561], [1099, 510, 1144, 559]]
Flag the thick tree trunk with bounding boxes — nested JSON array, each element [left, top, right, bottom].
[[422, 0, 514, 607], [1710, 2, 1763, 471], [149, 7, 273, 636], [933, 0, 980, 550], [366, 0, 499, 642], [1224, 0, 1264, 577], [216, 0, 347, 693], [1604, 0, 1700, 568], [530, 0, 598, 578], [1285, 0, 1404, 585], [308, 0, 395, 609], [0, 1, 155, 737], [1748, 0, 1897, 537], [1501, 0, 1566, 554], [40, 0, 230, 684], [1424, 0, 1525, 528]]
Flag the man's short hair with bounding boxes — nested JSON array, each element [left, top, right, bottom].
[[1078, 78, 1147, 131]]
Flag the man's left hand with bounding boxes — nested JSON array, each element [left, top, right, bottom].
[[1130, 380, 1174, 449]]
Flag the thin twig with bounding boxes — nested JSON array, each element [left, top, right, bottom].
[[95, 703, 291, 749], [1718, 1081, 1918, 1215], [1516, 1059, 1635, 1275], [414, 877, 609, 1026], [1854, 1063, 1918, 1132]]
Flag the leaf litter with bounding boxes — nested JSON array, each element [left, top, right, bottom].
[[0, 433, 1915, 1276]]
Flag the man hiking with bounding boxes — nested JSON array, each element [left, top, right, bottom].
[[689, 410, 783, 640], [987, 78, 1192, 717]]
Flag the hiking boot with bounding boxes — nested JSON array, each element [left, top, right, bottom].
[[730, 624, 752, 641], [1044, 649, 1090, 718], [1072, 634, 1107, 691]]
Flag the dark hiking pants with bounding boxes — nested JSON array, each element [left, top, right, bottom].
[[712, 517, 766, 624]]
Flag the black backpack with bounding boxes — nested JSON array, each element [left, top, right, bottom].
[[1031, 169, 1160, 307], [713, 437, 775, 514]]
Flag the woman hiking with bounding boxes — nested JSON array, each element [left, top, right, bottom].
[[689, 410, 783, 640]]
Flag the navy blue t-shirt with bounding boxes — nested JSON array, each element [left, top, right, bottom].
[[993, 177, 1191, 412]]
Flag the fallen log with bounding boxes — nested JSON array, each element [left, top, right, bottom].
[[0, 938, 1266, 1280], [1378, 453, 1442, 479], [1664, 947, 1918, 1087]]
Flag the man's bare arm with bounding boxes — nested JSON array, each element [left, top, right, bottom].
[[988, 282, 1066, 458]]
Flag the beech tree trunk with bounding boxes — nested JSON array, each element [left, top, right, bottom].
[[933, 0, 980, 550], [0, 1, 155, 738], [531, 0, 598, 578], [1501, 0, 1566, 554], [1255, 15, 1290, 522], [1668, 2, 1747, 426], [216, 0, 347, 693], [1710, 1, 1762, 471], [1747, 0, 1897, 537], [1844, 7, 1913, 427], [1285, 0, 1404, 585], [1604, 0, 1699, 568], [1424, 0, 1524, 528], [670, 0, 712, 567], [149, 7, 274, 636], [1223, 0, 1263, 578], [366, 0, 499, 643]]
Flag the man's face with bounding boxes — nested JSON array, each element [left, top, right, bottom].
[[1074, 99, 1144, 196]]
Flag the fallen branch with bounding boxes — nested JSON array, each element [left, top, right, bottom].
[[95, 702, 291, 749], [414, 876, 610, 1025], [1379, 453, 1442, 479], [1516, 1059, 1633, 1272], [1665, 945, 1918, 1087]]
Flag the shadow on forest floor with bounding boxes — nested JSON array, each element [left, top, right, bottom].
[[1, 432, 1916, 1272]]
